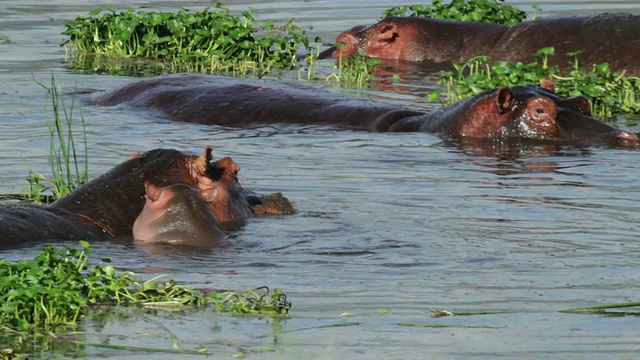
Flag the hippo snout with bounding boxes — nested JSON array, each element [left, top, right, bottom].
[[335, 31, 359, 58], [611, 130, 639, 147]]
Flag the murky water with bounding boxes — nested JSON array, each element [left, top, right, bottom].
[[1, 1, 640, 358]]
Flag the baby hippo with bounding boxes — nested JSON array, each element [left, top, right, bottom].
[[133, 182, 226, 246]]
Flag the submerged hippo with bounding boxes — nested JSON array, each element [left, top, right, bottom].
[[133, 182, 226, 246], [90, 74, 638, 146], [333, 13, 640, 75], [0, 147, 295, 247]]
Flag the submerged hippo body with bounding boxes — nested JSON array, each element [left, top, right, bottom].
[[91, 74, 638, 146], [133, 182, 226, 246], [334, 13, 640, 75], [0, 205, 112, 244], [0, 147, 294, 247]]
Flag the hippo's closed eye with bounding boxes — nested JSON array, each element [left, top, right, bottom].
[[516, 96, 560, 136]]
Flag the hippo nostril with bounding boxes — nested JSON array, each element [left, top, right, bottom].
[[336, 33, 357, 46], [560, 96, 592, 116], [611, 131, 640, 147], [574, 96, 591, 115], [334, 33, 358, 58], [536, 108, 545, 114], [579, 97, 591, 115]]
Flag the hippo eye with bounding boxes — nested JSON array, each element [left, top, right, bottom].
[[526, 97, 557, 128]]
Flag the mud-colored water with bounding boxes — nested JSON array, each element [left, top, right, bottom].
[[1, 1, 640, 359]]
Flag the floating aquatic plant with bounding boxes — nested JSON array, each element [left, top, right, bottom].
[[439, 47, 640, 120], [382, 0, 531, 25], [62, 4, 313, 76], [0, 241, 290, 332]]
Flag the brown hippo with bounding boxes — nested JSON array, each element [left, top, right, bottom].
[[133, 182, 226, 246], [0, 147, 294, 247], [333, 13, 640, 75], [90, 74, 638, 146]]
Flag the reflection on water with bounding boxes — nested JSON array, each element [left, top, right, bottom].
[[1, 0, 640, 359]]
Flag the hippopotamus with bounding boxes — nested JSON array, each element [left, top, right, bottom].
[[0, 147, 294, 247], [332, 13, 640, 75], [133, 182, 226, 246], [89, 74, 638, 146]]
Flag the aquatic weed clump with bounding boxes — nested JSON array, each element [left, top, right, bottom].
[[439, 47, 640, 120], [382, 0, 530, 25], [0, 241, 117, 330], [0, 241, 290, 331], [210, 286, 291, 316], [62, 4, 311, 75], [321, 53, 380, 88]]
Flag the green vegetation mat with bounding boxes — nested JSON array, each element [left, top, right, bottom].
[[382, 0, 530, 25], [0, 241, 290, 332], [62, 4, 313, 75], [439, 48, 640, 120]]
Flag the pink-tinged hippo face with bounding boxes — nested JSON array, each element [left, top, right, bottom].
[[456, 83, 638, 146], [335, 20, 420, 61], [133, 182, 226, 246]]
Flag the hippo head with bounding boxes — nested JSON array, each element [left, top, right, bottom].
[[453, 84, 638, 146], [334, 17, 455, 63], [186, 148, 253, 223], [136, 147, 253, 223], [335, 18, 420, 61]]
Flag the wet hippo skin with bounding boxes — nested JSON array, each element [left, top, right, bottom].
[[91, 74, 638, 147], [332, 13, 640, 75], [0, 147, 295, 247], [133, 182, 227, 246]]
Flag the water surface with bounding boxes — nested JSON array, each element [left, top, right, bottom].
[[1, 1, 640, 358]]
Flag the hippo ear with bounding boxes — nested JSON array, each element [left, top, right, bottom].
[[128, 152, 140, 160], [374, 23, 398, 43], [144, 182, 162, 202], [495, 87, 514, 114], [194, 147, 213, 175], [540, 80, 555, 93]]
